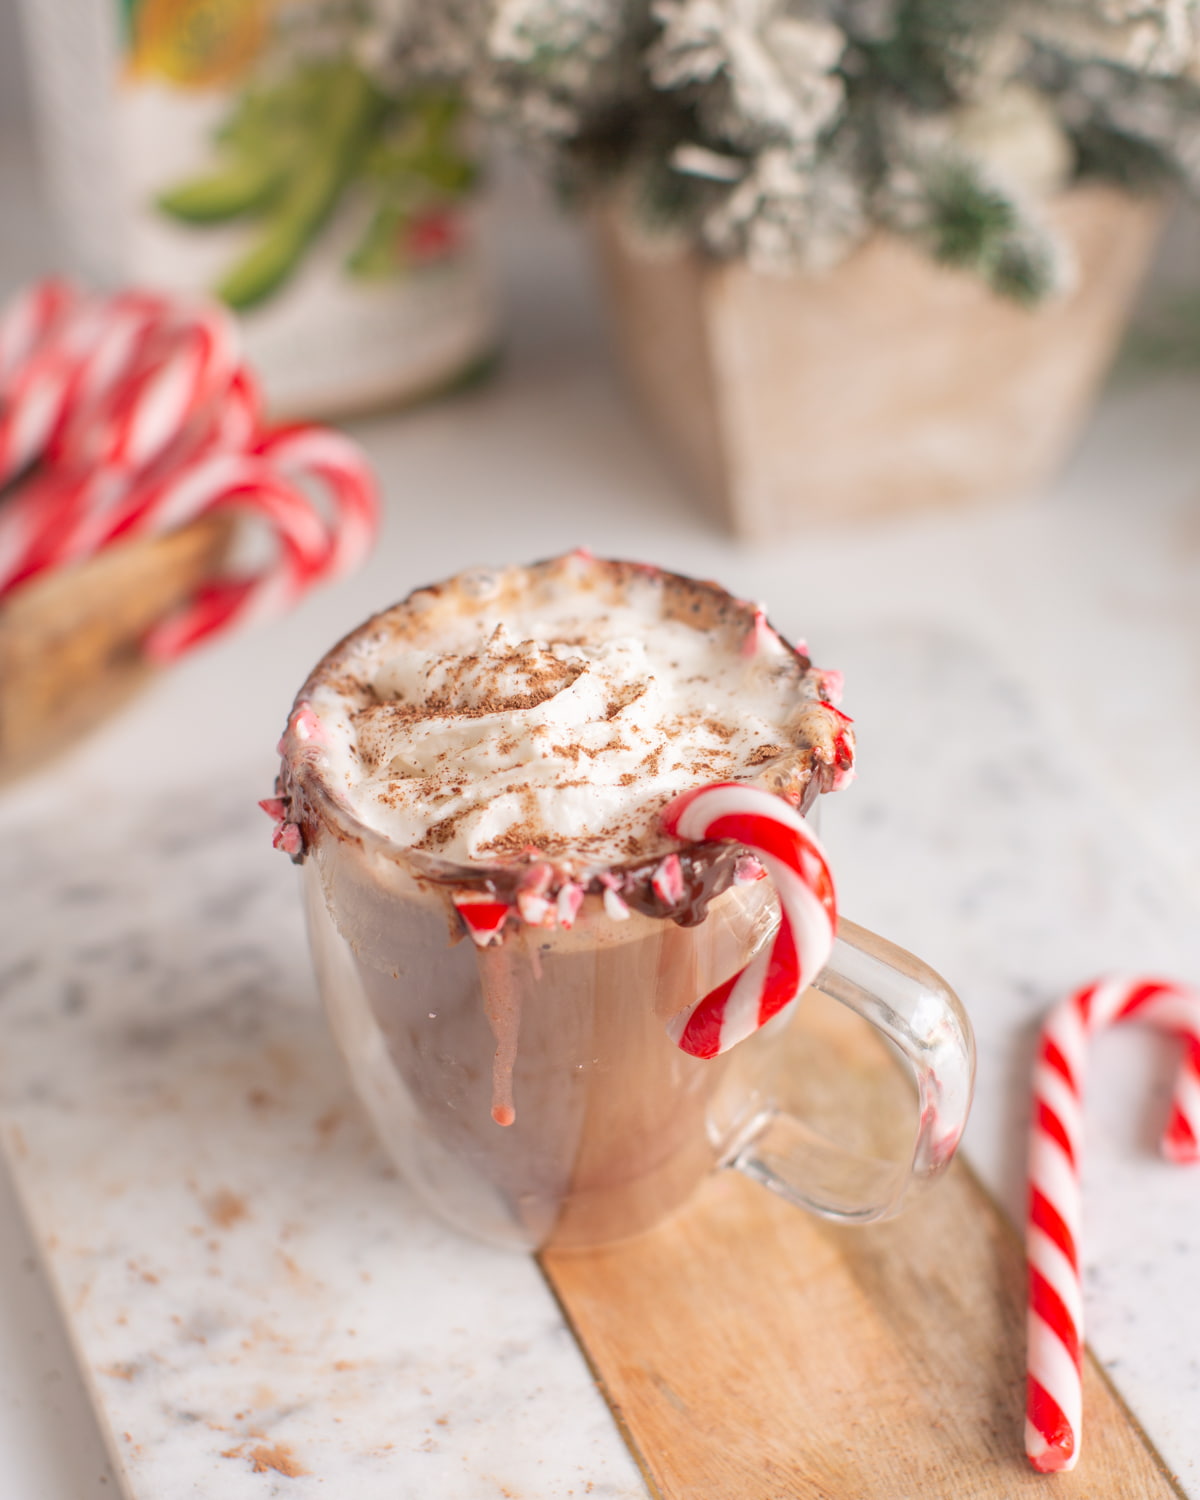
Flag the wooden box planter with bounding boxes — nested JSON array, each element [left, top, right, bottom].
[[0, 515, 233, 782], [594, 184, 1164, 538]]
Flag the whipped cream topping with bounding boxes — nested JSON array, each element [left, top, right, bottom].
[[286, 552, 853, 871]]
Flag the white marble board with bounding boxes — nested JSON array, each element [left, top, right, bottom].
[[2, 626, 1199, 1496], [0, 800, 646, 1499]]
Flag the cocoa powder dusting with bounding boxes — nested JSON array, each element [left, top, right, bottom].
[[416, 806, 472, 851]]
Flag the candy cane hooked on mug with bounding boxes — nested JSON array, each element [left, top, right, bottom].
[[1026, 976, 1200, 1474], [660, 782, 837, 1059]]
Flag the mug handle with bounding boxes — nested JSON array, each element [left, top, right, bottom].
[[723, 918, 976, 1224]]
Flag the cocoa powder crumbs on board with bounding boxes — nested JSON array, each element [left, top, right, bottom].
[[250, 1444, 308, 1477], [221, 1443, 309, 1478], [203, 1189, 248, 1230]]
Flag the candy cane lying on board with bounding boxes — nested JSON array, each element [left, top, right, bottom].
[[1026, 977, 1200, 1474], [659, 782, 837, 1059]]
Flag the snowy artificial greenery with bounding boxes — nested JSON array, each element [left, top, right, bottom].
[[378, 0, 1200, 302]]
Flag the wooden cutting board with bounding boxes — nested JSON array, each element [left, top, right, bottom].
[[541, 984, 1184, 1500]]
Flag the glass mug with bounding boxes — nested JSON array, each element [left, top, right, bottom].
[[294, 773, 974, 1252]]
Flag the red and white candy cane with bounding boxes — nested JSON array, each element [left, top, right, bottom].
[[0, 286, 180, 489], [659, 782, 837, 1059], [0, 363, 262, 592], [147, 425, 378, 660], [1026, 976, 1200, 1474], [253, 424, 379, 581], [0, 278, 379, 657], [0, 278, 75, 389], [55, 300, 238, 475], [140, 455, 334, 662], [136, 434, 377, 661], [0, 426, 377, 659]]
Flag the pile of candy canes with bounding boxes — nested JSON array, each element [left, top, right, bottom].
[[0, 279, 378, 658]]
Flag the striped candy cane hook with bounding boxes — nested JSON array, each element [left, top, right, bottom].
[[660, 783, 837, 1060], [1026, 977, 1200, 1473]]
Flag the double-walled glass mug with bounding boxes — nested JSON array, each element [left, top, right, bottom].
[[273, 558, 974, 1252]]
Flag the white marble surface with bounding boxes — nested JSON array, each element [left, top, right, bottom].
[[4, 628, 1200, 1496], [3, 114, 1200, 1497], [822, 626, 1200, 1491], [0, 789, 646, 1500]]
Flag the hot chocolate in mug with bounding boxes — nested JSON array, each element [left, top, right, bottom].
[[269, 552, 974, 1250]]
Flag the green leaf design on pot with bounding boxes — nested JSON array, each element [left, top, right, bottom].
[[347, 90, 478, 281], [156, 153, 287, 224], [216, 60, 385, 309], [154, 56, 476, 309], [118, 0, 140, 50]]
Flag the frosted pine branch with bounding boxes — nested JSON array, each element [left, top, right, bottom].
[[358, 0, 1200, 298], [649, 0, 845, 148]]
